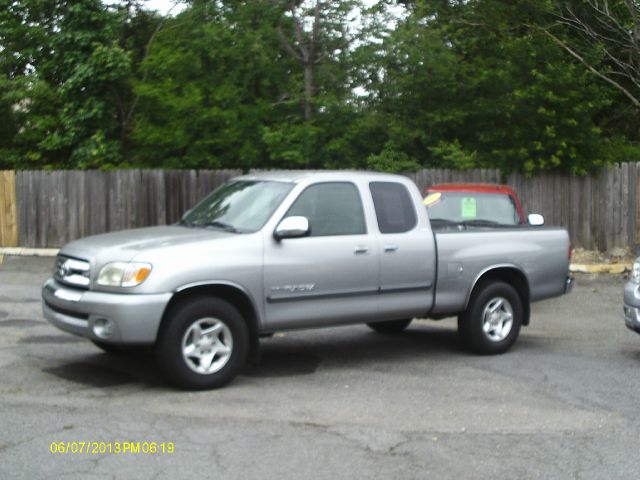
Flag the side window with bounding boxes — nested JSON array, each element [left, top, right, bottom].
[[370, 182, 417, 234], [285, 183, 366, 237]]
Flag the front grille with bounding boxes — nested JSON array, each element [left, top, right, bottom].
[[54, 255, 91, 290]]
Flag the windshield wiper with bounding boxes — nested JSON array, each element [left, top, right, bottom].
[[179, 219, 195, 228], [430, 218, 514, 229], [429, 218, 460, 226], [204, 220, 239, 233]]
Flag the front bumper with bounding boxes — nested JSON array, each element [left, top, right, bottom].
[[623, 281, 640, 334], [42, 278, 172, 344]]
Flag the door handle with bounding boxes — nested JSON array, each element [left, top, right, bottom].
[[354, 245, 369, 255], [384, 244, 399, 253]]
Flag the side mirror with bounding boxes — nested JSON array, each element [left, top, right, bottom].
[[527, 213, 545, 226], [274, 216, 310, 240]]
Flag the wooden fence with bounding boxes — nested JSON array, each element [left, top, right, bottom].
[[16, 170, 241, 248], [408, 165, 638, 251], [505, 166, 637, 253], [0, 171, 18, 247], [1, 166, 639, 250]]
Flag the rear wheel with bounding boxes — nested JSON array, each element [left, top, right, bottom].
[[458, 281, 522, 354], [367, 318, 413, 334], [155, 297, 249, 390]]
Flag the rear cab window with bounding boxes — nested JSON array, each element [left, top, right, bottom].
[[369, 182, 417, 234]]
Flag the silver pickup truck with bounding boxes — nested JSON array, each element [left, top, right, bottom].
[[42, 171, 573, 389]]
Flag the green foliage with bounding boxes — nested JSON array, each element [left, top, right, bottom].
[[0, 0, 131, 169], [262, 124, 321, 168], [0, 0, 638, 173], [365, 0, 630, 175], [129, 1, 297, 169], [429, 140, 477, 170], [367, 142, 420, 173]]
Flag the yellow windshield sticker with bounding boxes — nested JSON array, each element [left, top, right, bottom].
[[423, 192, 442, 207], [461, 197, 477, 218]]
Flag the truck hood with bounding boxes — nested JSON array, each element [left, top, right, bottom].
[[59, 225, 237, 264], [58, 225, 264, 294]]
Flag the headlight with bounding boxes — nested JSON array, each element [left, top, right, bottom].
[[632, 258, 640, 283], [97, 262, 152, 287]]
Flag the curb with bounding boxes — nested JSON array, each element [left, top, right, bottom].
[[0, 247, 60, 257], [569, 263, 631, 274]]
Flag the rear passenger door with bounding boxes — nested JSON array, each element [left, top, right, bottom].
[[370, 181, 436, 319], [263, 182, 379, 330]]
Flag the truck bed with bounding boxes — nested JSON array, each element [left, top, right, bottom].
[[430, 226, 571, 316]]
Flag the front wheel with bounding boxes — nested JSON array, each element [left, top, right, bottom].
[[155, 297, 249, 390], [458, 281, 523, 355], [367, 318, 413, 334]]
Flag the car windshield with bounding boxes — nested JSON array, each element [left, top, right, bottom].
[[425, 191, 520, 226], [181, 180, 293, 233]]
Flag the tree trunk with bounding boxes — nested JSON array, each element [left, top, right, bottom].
[[304, 61, 314, 121]]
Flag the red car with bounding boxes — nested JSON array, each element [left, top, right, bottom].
[[423, 183, 544, 226]]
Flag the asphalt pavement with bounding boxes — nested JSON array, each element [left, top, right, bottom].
[[0, 255, 638, 480]]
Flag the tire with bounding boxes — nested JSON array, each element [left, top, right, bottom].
[[367, 318, 413, 334], [155, 297, 249, 390], [458, 281, 523, 355]]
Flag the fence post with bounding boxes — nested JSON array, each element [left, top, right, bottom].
[[627, 163, 636, 249], [635, 163, 640, 249], [0, 171, 18, 247]]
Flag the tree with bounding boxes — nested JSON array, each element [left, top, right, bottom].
[[1, 0, 638, 172], [263, 0, 375, 167], [273, 0, 359, 122], [364, 0, 628, 174], [0, 0, 131, 169], [549, 1, 640, 109], [130, 1, 299, 169]]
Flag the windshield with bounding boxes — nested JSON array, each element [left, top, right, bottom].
[[425, 191, 520, 226], [181, 180, 293, 232]]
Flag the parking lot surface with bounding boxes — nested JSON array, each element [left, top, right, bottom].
[[1, 255, 639, 479]]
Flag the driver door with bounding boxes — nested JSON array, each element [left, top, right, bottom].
[[263, 182, 379, 330]]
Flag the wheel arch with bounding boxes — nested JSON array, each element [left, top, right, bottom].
[[159, 282, 262, 352], [465, 265, 531, 326]]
